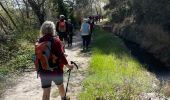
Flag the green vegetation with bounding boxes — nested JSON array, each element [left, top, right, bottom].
[[0, 29, 38, 95], [0, 30, 38, 75], [79, 29, 158, 99], [104, 0, 170, 67]]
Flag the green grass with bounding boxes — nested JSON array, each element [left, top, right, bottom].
[[79, 29, 158, 100]]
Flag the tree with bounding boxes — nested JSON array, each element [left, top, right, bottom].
[[52, 0, 68, 18], [0, 1, 19, 31], [27, 0, 46, 25]]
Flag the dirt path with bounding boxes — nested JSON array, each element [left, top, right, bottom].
[[1, 33, 91, 100]]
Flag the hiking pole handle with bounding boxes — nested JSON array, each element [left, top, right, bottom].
[[67, 61, 78, 72], [67, 69, 71, 73], [70, 61, 78, 69]]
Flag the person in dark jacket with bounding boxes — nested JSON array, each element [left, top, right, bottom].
[[88, 18, 95, 44], [56, 15, 69, 51], [38, 21, 73, 100], [67, 19, 74, 47]]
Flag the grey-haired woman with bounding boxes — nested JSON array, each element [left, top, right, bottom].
[[38, 21, 73, 100]]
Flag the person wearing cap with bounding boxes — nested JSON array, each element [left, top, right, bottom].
[[56, 15, 69, 51], [80, 18, 91, 51]]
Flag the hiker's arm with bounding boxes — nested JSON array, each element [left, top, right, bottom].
[[65, 64, 73, 69], [56, 22, 59, 33], [54, 39, 74, 69], [80, 24, 83, 32], [53, 38, 68, 65], [66, 22, 69, 33], [88, 24, 91, 33]]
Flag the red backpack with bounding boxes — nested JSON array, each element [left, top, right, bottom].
[[58, 21, 66, 32], [34, 38, 58, 71]]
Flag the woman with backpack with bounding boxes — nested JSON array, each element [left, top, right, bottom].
[[36, 21, 73, 100], [80, 18, 91, 51]]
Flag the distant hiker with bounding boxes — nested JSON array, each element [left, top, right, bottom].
[[95, 15, 98, 24], [56, 15, 68, 51], [88, 18, 95, 44], [98, 14, 101, 22], [78, 19, 82, 28], [80, 18, 91, 51], [102, 15, 104, 21], [34, 21, 73, 100], [67, 19, 74, 47]]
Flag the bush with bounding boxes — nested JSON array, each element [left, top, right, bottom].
[[0, 29, 37, 76]]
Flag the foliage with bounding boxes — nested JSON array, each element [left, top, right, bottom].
[[104, 0, 132, 23], [132, 0, 170, 28], [53, 0, 68, 18], [105, 0, 170, 30], [0, 29, 37, 76], [105, 0, 170, 67]]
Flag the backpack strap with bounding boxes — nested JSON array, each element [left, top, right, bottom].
[[50, 36, 57, 54]]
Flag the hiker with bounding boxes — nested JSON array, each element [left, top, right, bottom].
[[35, 21, 73, 100], [67, 19, 74, 47], [95, 15, 100, 23], [88, 17, 95, 44], [98, 14, 101, 22], [80, 18, 91, 51], [56, 15, 68, 51]]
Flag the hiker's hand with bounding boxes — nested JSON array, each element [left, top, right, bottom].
[[66, 64, 74, 70]]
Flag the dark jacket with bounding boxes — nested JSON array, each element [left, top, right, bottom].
[[68, 22, 74, 34]]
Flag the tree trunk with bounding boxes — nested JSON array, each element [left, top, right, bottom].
[[95, 5, 99, 15], [23, 0, 30, 18], [0, 13, 13, 31], [0, 1, 19, 31], [15, 0, 25, 30], [0, 20, 8, 35], [28, 0, 46, 25]]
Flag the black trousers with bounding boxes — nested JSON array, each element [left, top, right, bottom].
[[82, 35, 90, 49], [68, 33, 73, 46]]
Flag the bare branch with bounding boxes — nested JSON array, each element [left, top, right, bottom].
[[0, 1, 19, 31]]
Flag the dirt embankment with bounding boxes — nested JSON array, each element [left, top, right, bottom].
[[109, 17, 170, 68]]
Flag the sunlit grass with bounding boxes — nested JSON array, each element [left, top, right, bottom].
[[79, 29, 158, 100]]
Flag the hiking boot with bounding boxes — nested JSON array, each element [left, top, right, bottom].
[[61, 96, 70, 100]]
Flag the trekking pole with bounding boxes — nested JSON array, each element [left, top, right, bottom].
[[64, 61, 78, 99]]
